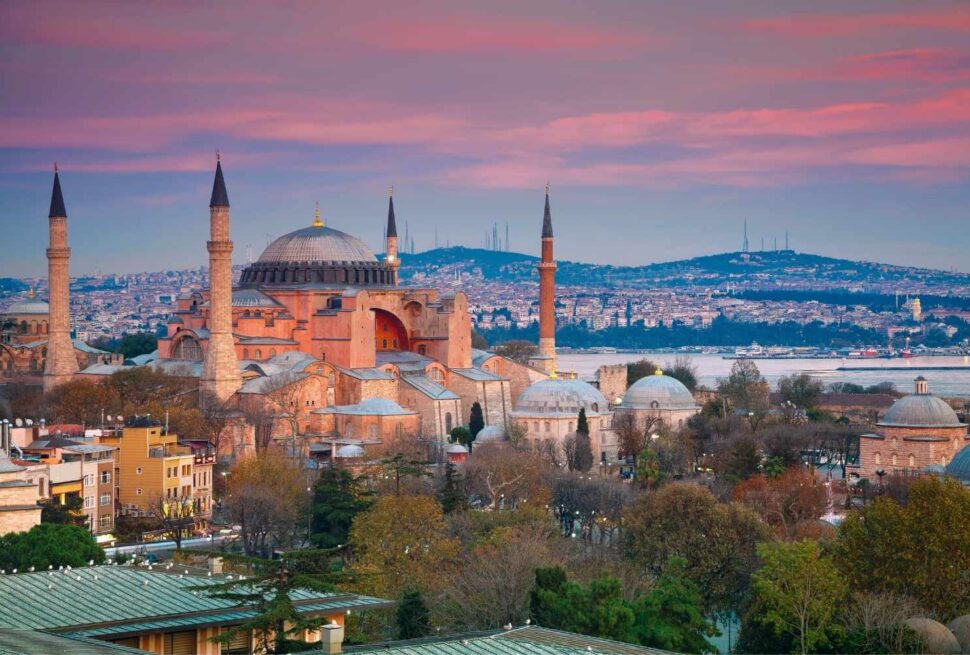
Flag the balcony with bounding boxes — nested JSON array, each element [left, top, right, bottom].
[[147, 444, 193, 459]]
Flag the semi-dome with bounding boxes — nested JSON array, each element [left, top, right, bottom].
[[620, 372, 698, 410], [3, 298, 49, 315], [879, 395, 962, 428], [335, 444, 365, 459], [258, 226, 376, 265], [475, 425, 507, 444], [512, 377, 608, 417], [946, 445, 970, 484]]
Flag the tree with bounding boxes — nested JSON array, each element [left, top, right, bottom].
[[465, 445, 550, 510], [39, 495, 86, 526], [310, 468, 372, 549], [718, 360, 770, 427], [751, 540, 847, 655], [667, 356, 699, 392], [634, 448, 664, 489], [437, 462, 468, 514], [224, 453, 308, 556], [45, 378, 120, 425], [564, 411, 593, 473], [493, 340, 537, 365], [349, 495, 459, 599], [0, 524, 105, 571], [627, 358, 660, 387], [396, 588, 432, 639], [576, 407, 589, 436], [835, 476, 970, 620], [778, 374, 824, 411], [722, 438, 762, 482], [529, 568, 635, 643], [450, 426, 472, 449], [117, 332, 158, 359], [624, 483, 770, 614], [469, 402, 485, 441], [471, 329, 489, 350], [632, 557, 718, 654], [732, 469, 827, 540], [145, 493, 195, 550], [200, 549, 344, 654], [379, 452, 431, 497]]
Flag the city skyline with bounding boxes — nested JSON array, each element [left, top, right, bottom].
[[1, 0, 969, 276]]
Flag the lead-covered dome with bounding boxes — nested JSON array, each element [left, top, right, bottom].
[[3, 298, 49, 315], [621, 372, 697, 410], [879, 395, 962, 428], [512, 377, 608, 417], [946, 445, 970, 484], [258, 226, 376, 264]]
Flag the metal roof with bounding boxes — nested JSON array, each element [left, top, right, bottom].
[[0, 630, 149, 655], [401, 375, 460, 401], [879, 393, 964, 428], [452, 368, 504, 382], [258, 226, 376, 264]]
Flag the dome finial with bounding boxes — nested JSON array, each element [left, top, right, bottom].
[[28, 286, 35, 300], [313, 201, 324, 228], [655, 368, 663, 376]]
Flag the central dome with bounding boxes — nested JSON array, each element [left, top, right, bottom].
[[258, 226, 376, 264], [512, 378, 608, 417], [621, 373, 697, 410], [879, 394, 963, 428]]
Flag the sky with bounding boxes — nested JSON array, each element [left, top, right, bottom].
[[1, 0, 968, 277]]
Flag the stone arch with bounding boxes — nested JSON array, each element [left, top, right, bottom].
[[373, 308, 409, 352], [172, 334, 203, 361]]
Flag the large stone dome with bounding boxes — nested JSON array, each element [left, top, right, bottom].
[[879, 394, 962, 428], [3, 298, 49, 315], [620, 372, 698, 410], [512, 377, 608, 417], [258, 226, 376, 265], [945, 445, 970, 484]]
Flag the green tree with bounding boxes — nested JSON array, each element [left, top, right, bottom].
[[635, 448, 664, 489], [529, 567, 635, 643], [836, 476, 970, 620], [310, 469, 372, 549], [667, 356, 699, 392], [723, 438, 762, 482], [493, 340, 537, 365], [632, 557, 718, 654], [450, 426, 472, 450], [117, 332, 158, 359], [0, 524, 105, 571], [751, 540, 847, 655], [577, 407, 590, 436], [627, 358, 661, 387], [469, 402, 485, 440], [379, 452, 431, 497], [39, 495, 86, 526], [718, 360, 770, 426], [778, 373, 824, 411], [565, 409, 594, 473], [437, 462, 468, 514], [396, 588, 432, 639]]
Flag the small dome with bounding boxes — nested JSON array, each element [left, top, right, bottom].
[[621, 373, 697, 410], [446, 444, 469, 454], [335, 444, 365, 459], [947, 615, 970, 652], [3, 298, 49, 315], [475, 425, 507, 444], [258, 226, 376, 264], [512, 377, 608, 417], [880, 394, 962, 428], [946, 445, 970, 484], [903, 618, 960, 654]]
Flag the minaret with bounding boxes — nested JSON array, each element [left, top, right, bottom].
[[535, 184, 557, 374], [385, 186, 399, 286], [200, 158, 241, 403], [43, 166, 79, 392]]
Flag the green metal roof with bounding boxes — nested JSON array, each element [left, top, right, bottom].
[[0, 630, 149, 655], [0, 566, 389, 635], [347, 627, 678, 655]]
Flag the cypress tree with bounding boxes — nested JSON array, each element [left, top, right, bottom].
[[396, 588, 432, 639]]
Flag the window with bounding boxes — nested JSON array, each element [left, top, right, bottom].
[[84, 495, 94, 509], [182, 464, 191, 476], [136, 467, 143, 475], [591, 402, 599, 412], [100, 493, 111, 506], [83, 474, 95, 487], [544, 421, 551, 432], [100, 471, 111, 484], [533, 421, 539, 433], [99, 515, 112, 529], [891, 453, 898, 466], [163, 630, 197, 655], [909, 454, 915, 467], [136, 488, 143, 495], [172, 335, 203, 361], [874, 453, 881, 465], [445, 413, 453, 433]]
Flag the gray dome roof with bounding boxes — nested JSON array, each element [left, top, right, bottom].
[[446, 443, 468, 454], [512, 377, 608, 417], [3, 299, 49, 315], [946, 444, 970, 483], [259, 226, 376, 264], [879, 394, 963, 428], [335, 444, 365, 458], [621, 373, 698, 410], [475, 425, 507, 443]]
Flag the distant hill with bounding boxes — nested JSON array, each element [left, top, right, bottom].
[[397, 247, 970, 294]]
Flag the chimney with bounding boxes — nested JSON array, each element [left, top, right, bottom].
[[208, 556, 224, 575], [321, 622, 344, 654]]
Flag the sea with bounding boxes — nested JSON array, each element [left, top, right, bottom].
[[557, 353, 970, 398]]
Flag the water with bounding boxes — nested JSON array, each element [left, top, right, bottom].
[[557, 353, 970, 398]]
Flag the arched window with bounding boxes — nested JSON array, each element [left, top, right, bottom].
[[417, 344, 427, 356], [173, 335, 203, 361], [269, 349, 276, 358], [591, 402, 599, 412], [368, 424, 378, 439], [650, 400, 660, 409], [254, 349, 262, 360], [243, 348, 249, 359], [874, 452, 881, 465], [445, 413, 453, 433], [891, 453, 898, 466], [908, 454, 915, 467]]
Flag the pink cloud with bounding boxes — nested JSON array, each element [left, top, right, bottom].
[[741, 8, 970, 38], [351, 17, 650, 53]]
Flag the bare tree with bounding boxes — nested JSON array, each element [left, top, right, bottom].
[[224, 453, 307, 556], [145, 493, 195, 550]]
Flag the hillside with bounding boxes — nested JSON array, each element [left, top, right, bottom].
[[397, 247, 970, 296]]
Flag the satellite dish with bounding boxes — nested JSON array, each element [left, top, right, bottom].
[[25, 419, 33, 427], [118, 416, 124, 422], [14, 418, 23, 427]]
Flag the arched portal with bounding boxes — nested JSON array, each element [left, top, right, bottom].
[[373, 309, 409, 352], [172, 334, 203, 361]]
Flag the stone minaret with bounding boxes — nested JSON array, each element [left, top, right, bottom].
[[385, 186, 399, 286], [43, 167, 80, 392], [532, 184, 557, 375], [200, 159, 241, 403]]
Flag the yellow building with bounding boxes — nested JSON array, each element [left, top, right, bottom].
[[100, 419, 200, 527]]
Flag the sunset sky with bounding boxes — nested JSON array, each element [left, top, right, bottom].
[[1, 0, 968, 276]]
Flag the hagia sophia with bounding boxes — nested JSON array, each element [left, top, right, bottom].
[[5, 162, 969, 481]]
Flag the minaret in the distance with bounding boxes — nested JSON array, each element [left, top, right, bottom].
[[533, 184, 557, 375], [385, 186, 400, 286], [43, 166, 80, 392], [200, 157, 241, 403]]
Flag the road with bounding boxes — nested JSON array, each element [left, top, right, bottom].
[[105, 532, 236, 559]]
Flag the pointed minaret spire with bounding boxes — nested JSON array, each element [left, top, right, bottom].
[[532, 183, 557, 376], [385, 185, 400, 285], [49, 165, 67, 218], [209, 159, 230, 208], [542, 182, 553, 238]]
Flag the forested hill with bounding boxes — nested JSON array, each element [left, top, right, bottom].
[[396, 247, 970, 295]]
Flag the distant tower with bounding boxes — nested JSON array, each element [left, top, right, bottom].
[[531, 184, 557, 375], [506, 222, 510, 252], [742, 220, 749, 253], [43, 166, 79, 392], [912, 297, 922, 322], [200, 158, 241, 403], [386, 186, 399, 285]]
